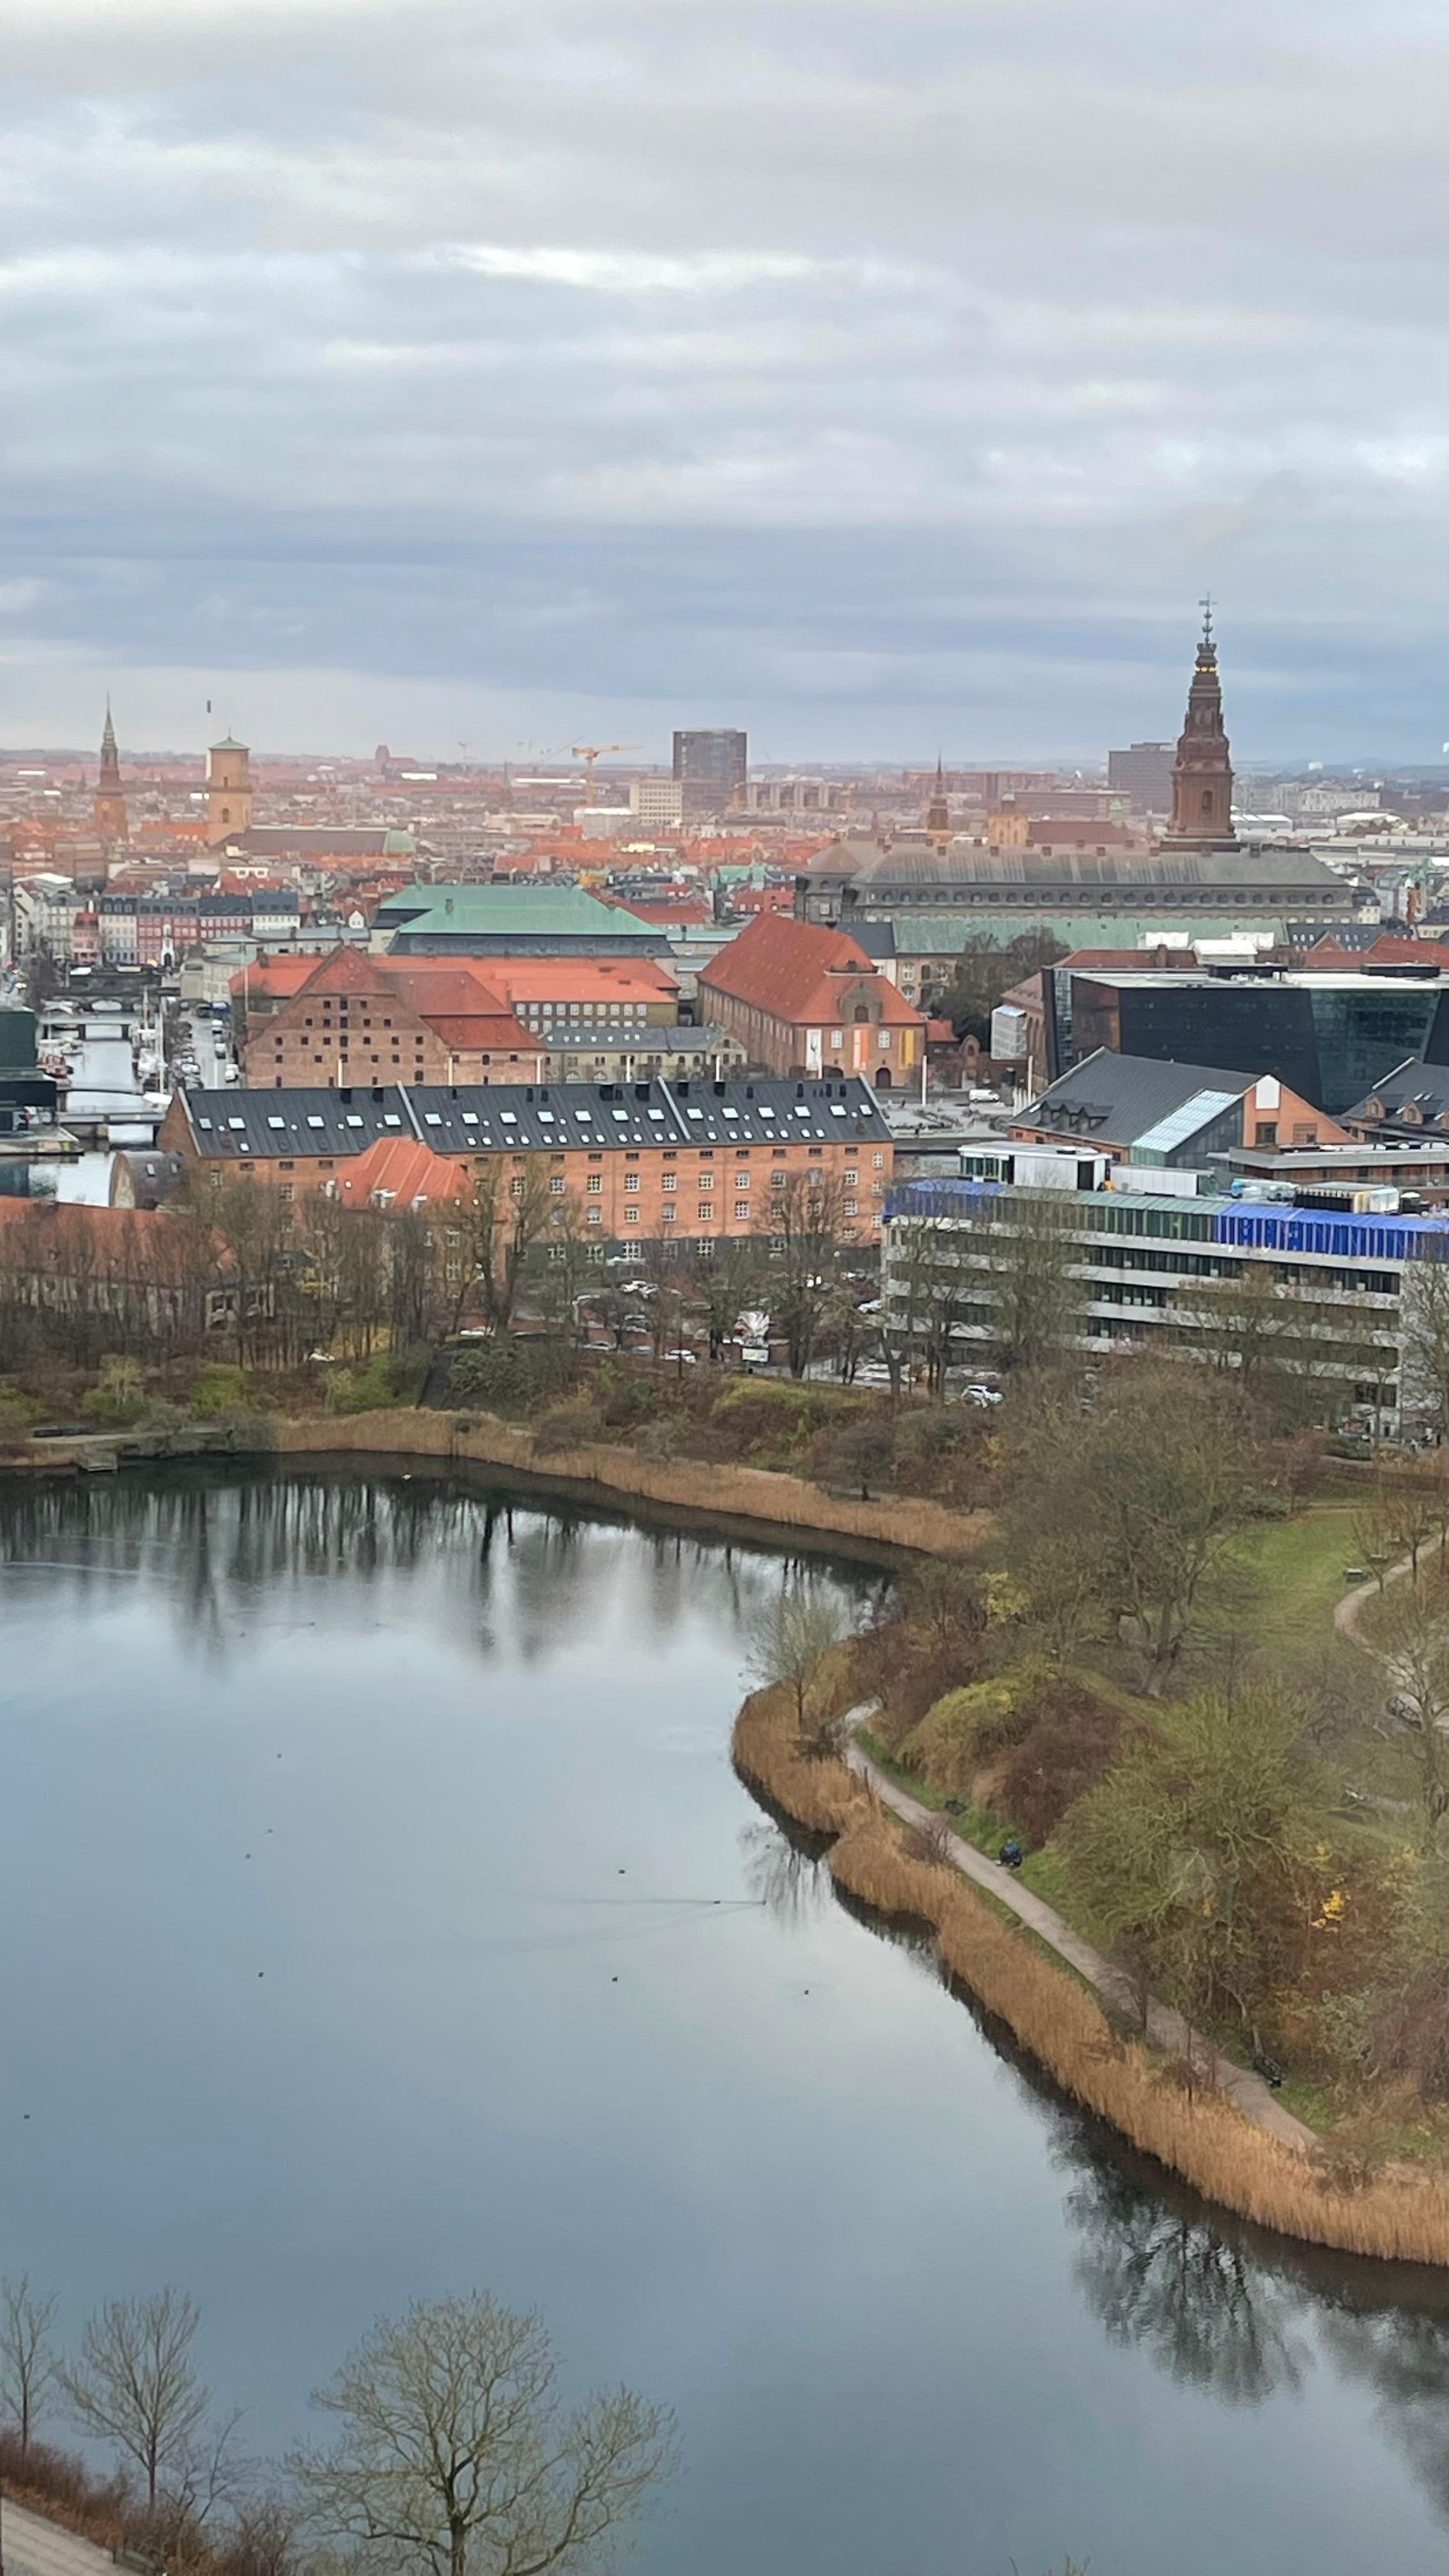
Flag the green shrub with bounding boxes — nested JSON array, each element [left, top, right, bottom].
[[81, 1356, 147, 1428], [325, 1346, 431, 1416], [530, 1399, 604, 1455], [710, 1377, 866, 1458], [902, 1677, 1026, 1790], [188, 1361, 250, 1416], [447, 1337, 576, 1415]]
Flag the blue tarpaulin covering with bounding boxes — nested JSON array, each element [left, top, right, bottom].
[[1212, 1208, 1449, 1262]]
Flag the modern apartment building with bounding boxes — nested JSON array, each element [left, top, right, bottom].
[[673, 730, 747, 813], [884, 1172, 1448, 1424]]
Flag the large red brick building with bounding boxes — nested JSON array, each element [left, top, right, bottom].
[[700, 915, 927, 1091], [241, 946, 545, 1087], [160, 1075, 895, 1243]]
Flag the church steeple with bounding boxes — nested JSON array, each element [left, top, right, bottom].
[[1168, 600, 1236, 847], [93, 696, 128, 845], [926, 755, 950, 839]]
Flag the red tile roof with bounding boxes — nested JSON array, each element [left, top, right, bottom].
[[700, 914, 926, 1027], [486, 958, 680, 1005], [332, 1137, 471, 1211]]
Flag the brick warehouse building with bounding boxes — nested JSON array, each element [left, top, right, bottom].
[[159, 1076, 894, 1243], [241, 946, 545, 1087]]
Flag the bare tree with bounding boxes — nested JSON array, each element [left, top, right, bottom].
[[291, 2290, 675, 2576], [1402, 1258, 1449, 1434], [457, 1163, 553, 1336], [756, 1170, 855, 1378], [63, 2288, 210, 2508], [0, 2273, 59, 2460], [1373, 1586, 1449, 1850], [744, 1587, 850, 1754]]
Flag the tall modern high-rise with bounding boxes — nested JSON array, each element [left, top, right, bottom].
[[93, 699, 128, 845], [1107, 740, 1174, 813], [1168, 604, 1236, 847], [672, 729, 747, 811]]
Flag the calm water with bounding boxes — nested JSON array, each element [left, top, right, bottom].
[[3, 1467, 1449, 2576]]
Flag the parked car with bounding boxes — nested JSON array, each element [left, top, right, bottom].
[[853, 1361, 894, 1388], [963, 1383, 1003, 1406], [663, 1347, 698, 1365]]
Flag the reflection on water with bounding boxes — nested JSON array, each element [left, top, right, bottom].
[[3, 1466, 1449, 2576]]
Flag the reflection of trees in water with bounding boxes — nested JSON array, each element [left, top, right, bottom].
[[733, 1736, 1449, 2524], [1059, 2153, 1310, 2404], [1046, 2103, 1449, 2522], [739, 1818, 828, 1927], [0, 1465, 875, 1683]]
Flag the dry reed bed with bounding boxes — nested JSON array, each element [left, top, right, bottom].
[[273, 1406, 987, 1556], [733, 1682, 1449, 2267]]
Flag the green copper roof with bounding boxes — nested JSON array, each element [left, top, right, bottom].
[[210, 734, 249, 753], [375, 883, 660, 941], [880, 908, 1306, 954]]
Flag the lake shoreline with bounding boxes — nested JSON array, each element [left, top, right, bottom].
[[732, 1675, 1449, 2269], [268, 1404, 987, 1557]]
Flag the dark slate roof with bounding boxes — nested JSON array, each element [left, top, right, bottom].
[[848, 920, 897, 961], [408, 1082, 671, 1151], [664, 1073, 890, 1146], [179, 1086, 413, 1158], [1021, 1048, 1252, 1146], [1347, 1058, 1449, 1124], [178, 1073, 891, 1158]]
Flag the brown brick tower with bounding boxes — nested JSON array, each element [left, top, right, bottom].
[[1169, 600, 1236, 847], [93, 700, 128, 845]]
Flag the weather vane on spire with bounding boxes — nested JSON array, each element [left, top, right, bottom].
[[1199, 592, 1215, 645]]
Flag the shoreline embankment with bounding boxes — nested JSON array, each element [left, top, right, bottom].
[[733, 1678, 1449, 2266], [268, 1405, 987, 1556]]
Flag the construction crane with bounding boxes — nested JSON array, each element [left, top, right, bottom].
[[571, 742, 641, 804]]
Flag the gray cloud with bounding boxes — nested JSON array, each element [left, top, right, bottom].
[[0, 0, 1444, 756]]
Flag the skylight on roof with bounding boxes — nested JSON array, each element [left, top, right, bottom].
[[346, 1116, 364, 1128], [385, 1114, 402, 1126], [266, 1116, 285, 1130], [227, 1117, 245, 1130], [307, 1116, 325, 1129], [424, 1113, 441, 1126], [501, 1112, 518, 1124], [793, 1105, 810, 1117], [461, 1112, 478, 1124]]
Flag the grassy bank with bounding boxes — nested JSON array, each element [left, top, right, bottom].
[[271, 1405, 988, 1556], [733, 1679, 1449, 2264]]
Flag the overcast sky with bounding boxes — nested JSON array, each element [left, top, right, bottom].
[[2, 0, 1445, 762]]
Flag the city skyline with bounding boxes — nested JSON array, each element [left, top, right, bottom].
[[2, 1, 1443, 759]]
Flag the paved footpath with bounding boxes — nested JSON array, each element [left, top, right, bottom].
[[3, 2502, 117, 2576], [841, 1714, 1314, 2151]]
